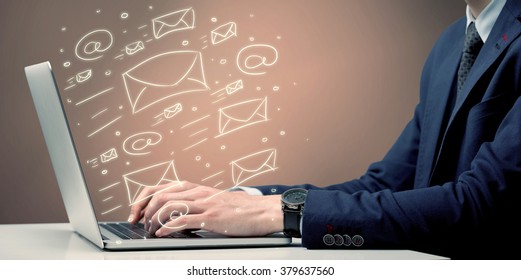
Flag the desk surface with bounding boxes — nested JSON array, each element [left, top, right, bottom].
[[0, 223, 447, 260]]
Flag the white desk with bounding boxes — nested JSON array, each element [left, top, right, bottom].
[[0, 223, 447, 260]]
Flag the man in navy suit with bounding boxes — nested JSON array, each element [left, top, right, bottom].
[[129, 0, 521, 259]]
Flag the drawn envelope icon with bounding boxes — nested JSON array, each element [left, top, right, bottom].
[[123, 161, 181, 206], [230, 149, 277, 186], [152, 8, 195, 39], [122, 51, 209, 114], [125, 41, 145, 55], [100, 148, 118, 163], [211, 22, 237, 45], [217, 97, 268, 137], [225, 79, 243, 95], [163, 103, 182, 119], [76, 69, 92, 83]]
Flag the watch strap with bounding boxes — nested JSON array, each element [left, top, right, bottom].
[[283, 208, 302, 238]]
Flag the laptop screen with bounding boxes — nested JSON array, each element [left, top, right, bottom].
[[42, 5, 284, 222]]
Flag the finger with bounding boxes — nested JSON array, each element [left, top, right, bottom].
[[128, 197, 151, 224], [129, 181, 184, 224], [155, 213, 206, 237], [149, 201, 198, 234], [143, 192, 179, 230], [143, 185, 214, 228]]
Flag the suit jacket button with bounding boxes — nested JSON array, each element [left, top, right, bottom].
[[343, 234, 352, 246], [352, 235, 364, 247], [323, 234, 335, 246], [334, 234, 343, 246]]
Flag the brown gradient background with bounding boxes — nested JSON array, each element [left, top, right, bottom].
[[0, 0, 465, 224]]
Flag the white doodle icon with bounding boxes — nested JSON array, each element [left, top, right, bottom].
[[123, 131, 163, 156], [163, 103, 183, 119], [225, 79, 243, 95], [152, 8, 195, 39], [87, 158, 99, 168], [230, 148, 277, 186], [122, 51, 209, 114], [216, 97, 268, 138], [74, 29, 114, 61], [123, 161, 181, 206], [157, 202, 189, 230], [87, 116, 122, 138], [100, 147, 118, 163], [75, 69, 92, 83], [236, 44, 279, 75], [211, 22, 237, 45], [125, 41, 145, 55], [153, 103, 182, 127]]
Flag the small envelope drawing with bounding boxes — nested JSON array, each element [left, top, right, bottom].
[[125, 41, 145, 55], [100, 148, 118, 163], [225, 80, 243, 95], [123, 161, 182, 206], [217, 97, 268, 137], [76, 69, 92, 83], [163, 103, 183, 119], [152, 8, 195, 39], [230, 149, 277, 186], [211, 22, 237, 45], [122, 51, 209, 114]]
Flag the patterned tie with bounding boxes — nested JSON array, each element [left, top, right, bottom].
[[457, 22, 483, 95]]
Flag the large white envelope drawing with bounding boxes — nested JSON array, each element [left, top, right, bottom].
[[230, 149, 277, 186], [152, 8, 195, 39], [216, 97, 268, 137], [123, 161, 181, 206], [125, 41, 145, 55], [122, 51, 209, 114], [211, 22, 237, 45]]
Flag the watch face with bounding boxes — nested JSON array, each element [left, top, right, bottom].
[[282, 189, 307, 204]]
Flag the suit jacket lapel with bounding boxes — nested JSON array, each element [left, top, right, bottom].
[[447, 1, 521, 125], [429, 1, 521, 184]]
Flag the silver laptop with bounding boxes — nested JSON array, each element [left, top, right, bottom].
[[24, 61, 291, 250]]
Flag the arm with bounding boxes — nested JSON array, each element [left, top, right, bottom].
[[301, 95, 521, 254], [254, 72, 426, 196]]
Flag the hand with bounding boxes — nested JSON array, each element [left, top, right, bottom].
[[128, 181, 283, 237]]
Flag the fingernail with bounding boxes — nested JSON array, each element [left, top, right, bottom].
[[127, 216, 133, 223]]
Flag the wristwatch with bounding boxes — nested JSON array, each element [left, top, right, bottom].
[[281, 188, 308, 238]]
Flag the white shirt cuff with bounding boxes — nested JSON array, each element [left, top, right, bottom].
[[229, 186, 263, 196]]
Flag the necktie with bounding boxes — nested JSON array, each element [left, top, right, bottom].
[[457, 22, 483, 95]]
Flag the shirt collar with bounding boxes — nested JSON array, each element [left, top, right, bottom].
[[466, 0, 506, 42]]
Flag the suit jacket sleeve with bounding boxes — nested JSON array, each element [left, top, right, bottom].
[[252, 8, 521, 258], [302, 92, 521, 250], [254, 99, 424, 196]]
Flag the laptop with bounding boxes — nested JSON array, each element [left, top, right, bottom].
[[24, 61, 291, 250]]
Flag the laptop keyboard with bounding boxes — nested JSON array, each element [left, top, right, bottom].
[[100, 223, 148, 239], [99, 222, 201, 240]]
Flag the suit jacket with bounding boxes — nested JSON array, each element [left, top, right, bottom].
[[255, 0, 521, 259]]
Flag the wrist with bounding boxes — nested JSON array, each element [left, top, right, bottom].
[[261, 194, 284, 234]]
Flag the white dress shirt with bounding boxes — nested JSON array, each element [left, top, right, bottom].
[[466, 0, 506, 41]]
